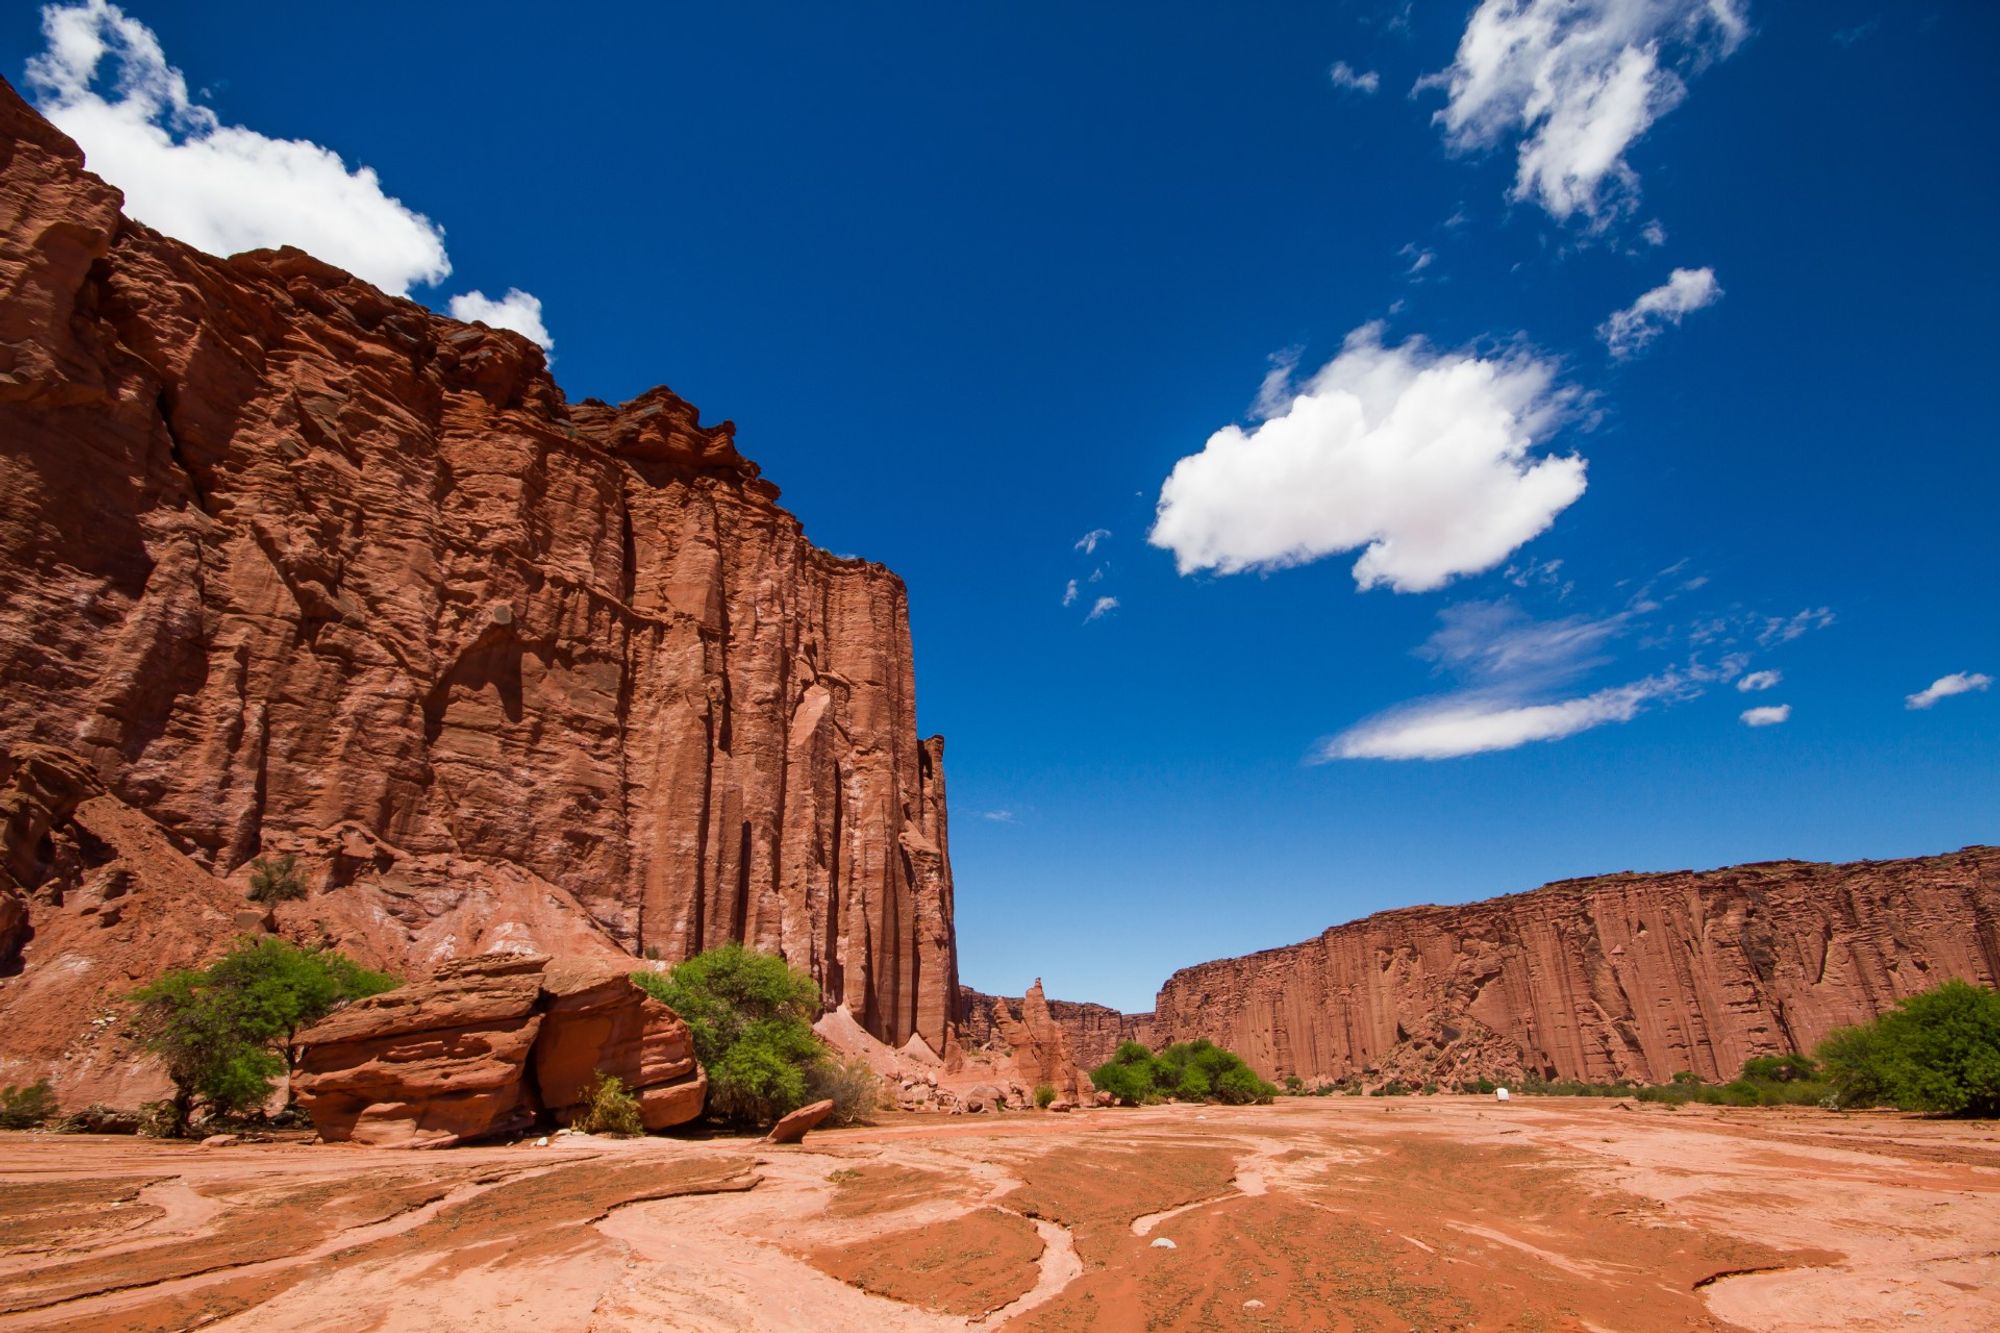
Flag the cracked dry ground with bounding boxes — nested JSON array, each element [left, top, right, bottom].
[[2, 1099, 1997, 1332]]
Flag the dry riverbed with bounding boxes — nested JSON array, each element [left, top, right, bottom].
[[1, 1097, 1995, 1331]]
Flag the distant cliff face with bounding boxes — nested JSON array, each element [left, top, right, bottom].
[[1151, 848, 2000, 1086], [959, 986, 1154, 1074], [0, 76, 957, 1097]]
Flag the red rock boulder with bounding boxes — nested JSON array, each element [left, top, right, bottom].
[[765, 1098, 834, 1145], [294, 954, 706, 1146]]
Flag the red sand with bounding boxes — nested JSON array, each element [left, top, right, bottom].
[[1, 1097, 1995, 1331]]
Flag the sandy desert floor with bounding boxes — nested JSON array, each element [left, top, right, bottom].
[[1, 1097, 1995, 1332]]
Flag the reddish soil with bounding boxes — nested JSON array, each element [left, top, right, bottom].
[[0, 1098, 1995, 1331], [807, 1207, 1046, 1316]]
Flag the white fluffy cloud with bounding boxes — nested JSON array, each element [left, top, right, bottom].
[[1149, 324, 1585, 593], [448, 288, 554, 353], [1330, 61, 1381, 94], [1905, 672, 1992, 710], [1740, 703, 1790, 726], [1600, 267, 1723, 357], [26, 1, 451, 295], [1735, 668, 1781, 692], [1422, 0, 1748, 226]]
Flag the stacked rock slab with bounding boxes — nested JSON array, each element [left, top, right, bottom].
[[293, 954, 705, 1146], [0, 77, 957, 1071], [1151, 847, 2000, 1086]]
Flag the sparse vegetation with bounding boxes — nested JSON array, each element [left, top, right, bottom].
[[245, 853, 307, 905], [1088, 1038, 1277, 1106], [808, 1055, 883, 1126], [631, 942, 830, 1128], [574, 1072, 644, 1136], [0, 1079, 58, 1129], [130, 936, 396, 1136], [1034, 1083, 1057, 1109]]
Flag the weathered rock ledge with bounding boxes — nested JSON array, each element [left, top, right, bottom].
[[294, 953, 704, 1146]]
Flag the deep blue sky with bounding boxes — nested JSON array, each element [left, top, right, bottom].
[[9, 2, 1994, 1010]]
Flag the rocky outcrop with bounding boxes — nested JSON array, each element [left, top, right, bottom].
[[293, 953, 704, 1146], [959, 986, 1152, 1075], [1151, 847, 2000, 1086], [0, 75, 958, 1095], [954, 980, 1092, 1101]]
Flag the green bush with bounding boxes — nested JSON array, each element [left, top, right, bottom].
[[575, 1072, 644, 1136], [807, 1055, 882, 1126], [1818, 979, 2000, 1117], [631, 943, 827, 1127], [1034, 1083, 1057, 1109], [1087, 1038, 1277, 1106], [0, 1079, 58, 1129], [246, 854, 307, 905], [131, 937, 395, 1136]]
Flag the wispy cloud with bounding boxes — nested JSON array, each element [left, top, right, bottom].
[[1832, 20, 1880, 47], [1085, 596, 1120, 623], [1074, 528, 1111, 554], [1061, 579, 1079, 607], [1330, 60, 1381, 94], [1741, 703, 1791, 727], [1905, 672, 1992, 710], [980, 809, 1019, 824], [1420, 0, 1749, 227], [1150, 323, 1585, 594], [1757, 607, 1835, 648], [1399, 242, 1437, 278], [1736, 669, 1781, 693], [1600, 267, 1724, 357]]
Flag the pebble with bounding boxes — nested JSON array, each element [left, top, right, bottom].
[[534, 1135, 550, 1147], [1150, 1237, 1177, 1249], [1243, 1298, 1265, 1309]]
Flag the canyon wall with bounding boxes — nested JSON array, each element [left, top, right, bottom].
[[0, 77, 957, 1097], [1151, 848, 2000, 1086], [959, 986, 1153, 1073]]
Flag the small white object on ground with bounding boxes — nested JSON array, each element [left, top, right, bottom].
[[1150, 1237, 1176, 1249], [534, 1135, 549, 1147], [1495, 1087, 1510, 1102], [1243, 1298, 1265, 1309]]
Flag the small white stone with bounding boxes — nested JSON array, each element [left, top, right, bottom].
[[534, 1135, 549, 1147], [1243, 1299, 1265, 1310], [1150, 1237, 1177, 1249]]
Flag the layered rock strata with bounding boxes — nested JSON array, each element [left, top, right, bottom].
[[293, 953, 705, 1146], [1151, 847, 2000, 1086], [0, 77, 958, 1093]]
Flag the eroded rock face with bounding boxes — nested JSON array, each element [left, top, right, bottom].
[[293, 953, 705, 1145], [958, 985, 1152, 1076], [0, 78, 957, 1081], [953, 980, 1093, 1101], [1151, 848, 2000, 1086]]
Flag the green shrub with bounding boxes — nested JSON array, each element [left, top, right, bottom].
[[0, 1079, 58, 1129], [245, 854, 307, 905], [1818, 979, 2000, 1116], [807, 1055, 882, 1126], [1034, 1083, 1057, 1109], [631, 943, 826, 1127], [575, 1072, 644, 1136], [131, 937, 395, 1136], [1283, 1074, 1305, 1095], [1086, 1038, 1276, 1105]]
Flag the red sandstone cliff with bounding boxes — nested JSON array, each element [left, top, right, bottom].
[[1151, 847, 2000, 1086], [959, 985, 1153, 1073], [0, 78, 957, 1098]]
